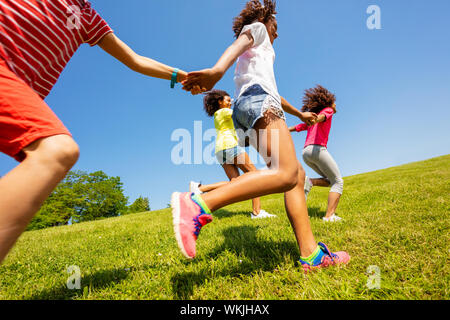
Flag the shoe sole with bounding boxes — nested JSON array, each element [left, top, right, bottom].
[[171, 192, 194, 260], [252, 215, 277, 219]]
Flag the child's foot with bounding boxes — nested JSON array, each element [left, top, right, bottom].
[[299, 242, 350, 272], [323, 214, 343, 222], [189, 181, 202, 195], [304, 176, 313, 199], [251, 210, 277, 219], [171, 192, 213, 259]]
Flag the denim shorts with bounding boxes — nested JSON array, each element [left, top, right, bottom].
[[215, 145, 246, 165], [232, 84, 285, 146]]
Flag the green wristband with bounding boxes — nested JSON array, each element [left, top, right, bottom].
[[170, 68, 179, 89]]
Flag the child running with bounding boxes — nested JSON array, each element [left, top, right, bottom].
[[189, 89, 276, 219], [173, 0, 350, 271], [289, 85, 344, 222], [0, 0, 190, 264]]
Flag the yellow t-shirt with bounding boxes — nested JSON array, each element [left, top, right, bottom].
[[214, 108, 239, 153]]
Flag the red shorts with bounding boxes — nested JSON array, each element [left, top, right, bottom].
[[0, 59, 71, 162]]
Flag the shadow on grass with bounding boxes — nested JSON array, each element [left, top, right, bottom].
[[212, 209, 252, 220], [307, 206, 326, 219], [214, 204, 326, 220], [27, 268, 130, 300], [171, 223, 299, 299]]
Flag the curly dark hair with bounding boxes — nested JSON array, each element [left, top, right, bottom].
[[232, 0, 277, 38], [301, 85, 337, 114], [203, 90, 231, 117]]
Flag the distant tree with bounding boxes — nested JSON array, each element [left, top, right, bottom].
[[126, 196, 150, 214], [27, 170, 128, 230], [27, 187, 77, 230]]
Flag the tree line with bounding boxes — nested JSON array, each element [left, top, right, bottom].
[[27, 170, 150, 231]]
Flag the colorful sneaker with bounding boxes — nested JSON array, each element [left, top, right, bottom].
[[171, 192, 213, 259], [304, 176, 313, 199], [189, 181, 202, 195], [323, 214, 343, 222], [299, 242, 350, 272], [251, 210, 277, 219]]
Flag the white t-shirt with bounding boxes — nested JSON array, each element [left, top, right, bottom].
[[234, 22, 281, 103]]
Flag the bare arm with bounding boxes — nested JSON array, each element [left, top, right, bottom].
[[212, 31, 254, 75], [98, 33, 187, 82], [182, 31, 254, 94], [281, 96, 317, 126], [281, 96, 302, 117]]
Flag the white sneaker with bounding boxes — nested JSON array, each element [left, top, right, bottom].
[[189, 181, 202, 195], [323, 214, 343, 222], [251, 210, 277, 219], [304, 176, 313, 199]]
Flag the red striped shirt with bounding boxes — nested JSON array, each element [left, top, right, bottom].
[[0, 0, 113, 99]]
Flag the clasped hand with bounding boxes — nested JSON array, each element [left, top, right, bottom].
[[181, 68, 222, 95]]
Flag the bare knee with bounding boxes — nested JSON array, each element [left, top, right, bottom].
[[51, 136, 80, 169], [25, 135, 80, 170], [276, 166, 299, 192]]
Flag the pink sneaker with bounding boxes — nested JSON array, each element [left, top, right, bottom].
[[171, 192, 213, 259], [299, 242, 350, 272]]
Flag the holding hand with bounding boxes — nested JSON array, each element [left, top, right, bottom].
[[182, 68, 223, 95], [299, 112, 318, 126], [176, 70, 188, 84]]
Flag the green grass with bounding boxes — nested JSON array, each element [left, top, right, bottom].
[[1, 155, 449, 300]]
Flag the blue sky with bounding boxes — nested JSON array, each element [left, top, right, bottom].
[[1, 0, 449, 210]]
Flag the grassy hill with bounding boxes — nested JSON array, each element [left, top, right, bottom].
[[0, 155, 449, 300]]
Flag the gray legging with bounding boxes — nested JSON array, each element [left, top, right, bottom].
[[302, 145, 344, 194]]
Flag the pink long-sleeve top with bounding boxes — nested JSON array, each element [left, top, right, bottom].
[[295, 107, 335, 148]]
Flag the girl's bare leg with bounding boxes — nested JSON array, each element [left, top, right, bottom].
[[0, 135, 79, 263], [221, 163, 260, 215], [197, 165, 238, 193], [199, 114, 317, 257], [199, 160, 262, 215], [221, 164, 240, 181], [309, 179, 342, 218], [284, 161, 316, 255], [251, 198, 261, 215], [325, 192, 342, 218], [199, 181, 229, 193], [234, 152, 261, 215], [310, 178, 330, 187]]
